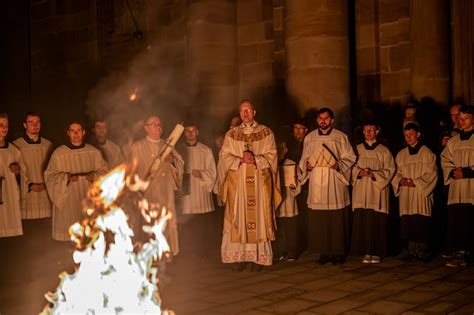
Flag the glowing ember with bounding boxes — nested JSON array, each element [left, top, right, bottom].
[[130, 88, 138, 101], [41, 165, 173, 314]]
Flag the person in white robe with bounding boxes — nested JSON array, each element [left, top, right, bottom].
[[272, 141, 301, 262], [45, 121, 108, 241], [91, 120, 124, 170], [219, 100, 281, 271], [392, 123, 437, 261], [13, 112, 53, 220], [299, 107, 356, 265], [351, 122, 395, 264], [0, 113, 28, 237], [441, 105, 474, 267], [131, 115, 184, 256], [178, 124, 217, 256], [437, 103, 463, 259]]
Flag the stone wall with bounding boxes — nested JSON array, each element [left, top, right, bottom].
[[356, 0, 411, 107], [236, 0, 277, 125], [187, 0, 237, 135], [285, 0, 351, 132], [28, 0, 99, 142], [3, 0, 473, 143], [451, 0, 474, 105], [355, 0, 451, 108]]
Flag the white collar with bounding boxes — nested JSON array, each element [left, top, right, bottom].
[[146, 136, 162, 143], [241, 121, 258, 128]]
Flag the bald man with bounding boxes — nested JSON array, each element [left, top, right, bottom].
[[218, 100, 281, 271], [131, 115, 184, 255]]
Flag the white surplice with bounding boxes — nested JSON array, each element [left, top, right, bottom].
[[392, 144, 437, 217], [13, 136, 53, 219], [45, 144, 108, 241], [440, 133, 474, 205], [95, 139, 125, 170], [180, 142, 216, 214], [299, 128, 356, 210], [351, 142, 395, 214], [0, 143, 26, 237]]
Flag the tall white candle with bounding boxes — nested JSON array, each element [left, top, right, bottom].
[[160, 123, 184, 161], [147, 123, 184, 178]]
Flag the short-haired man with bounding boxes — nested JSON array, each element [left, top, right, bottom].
[[441, 105, 474, 267], [0, 113, 27, 237], [13, 112, 53, 219], [91, 120, 124, 169], [45, 121, 108, 241], [131, 115, 184, 256], [299, 107, 356, 265], [218, 100, 281, 271], [441, 103, 463, 148], [351, 122, 395, 263], [178, 123, 217, 257], [392, 123, 437, 261]]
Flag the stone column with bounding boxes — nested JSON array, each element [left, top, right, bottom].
[[410, 0, 450, 104], [285, 0, 351, 130], [186, 0, 238, 134], [451, 0, 474, 105]]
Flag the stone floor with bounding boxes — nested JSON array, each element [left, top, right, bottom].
[[1, 219, 474, 314]]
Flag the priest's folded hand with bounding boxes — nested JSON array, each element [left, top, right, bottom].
[[68, 173, 79, 183], [9, 163, 20, 174], [242, 151, 255, 165], [191, 169, 203, 179], [31, 183, 45, 192], [453, 167, 464, 179]]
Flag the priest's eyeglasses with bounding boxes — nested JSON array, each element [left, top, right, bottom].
[[145, 123, 162, 128], [240, 109, 253, 114]]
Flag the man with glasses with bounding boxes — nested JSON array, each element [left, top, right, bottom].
[[13, 112, 53, 220], [218, 100, 281, 271], [131, 115, 184, 256]]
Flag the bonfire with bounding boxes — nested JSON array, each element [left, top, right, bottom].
[[41, 124, 184, 314]]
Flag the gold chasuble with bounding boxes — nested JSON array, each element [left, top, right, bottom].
[[219, 122, 281, 266]]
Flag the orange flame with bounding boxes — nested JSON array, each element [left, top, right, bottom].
[[130, 88, 138, 102]]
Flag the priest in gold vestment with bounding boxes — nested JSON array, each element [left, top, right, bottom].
[[219, 100, 281, 270]]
